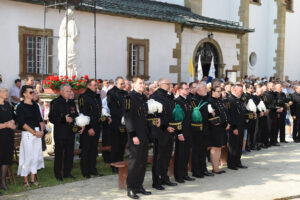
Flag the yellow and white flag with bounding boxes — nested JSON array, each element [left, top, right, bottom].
[[188, 57, 194, 82]]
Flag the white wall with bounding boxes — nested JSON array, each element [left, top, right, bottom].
[[0, 0, 178, 90], [248, 0, 277, 78], [284, 1, 300, 81], [202, 0, 240, 23], [155, 0, 184, 6], [181, 28, 240, 82]]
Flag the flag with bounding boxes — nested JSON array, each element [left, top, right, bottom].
[[197, 56, 203, 81], [188, 57, 194, 82], [208, 56, 215, 79]]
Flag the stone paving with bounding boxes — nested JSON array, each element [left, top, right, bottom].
[[1, 141, 300, 200]]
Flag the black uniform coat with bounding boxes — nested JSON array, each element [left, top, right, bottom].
[[49, 95, 78, 141]]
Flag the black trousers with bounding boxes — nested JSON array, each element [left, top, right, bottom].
[[80, 132, 99, 176], [191, 133, 208, 176], [258, 116, 269, 144], [293, 118, 300, 142], [111, 127, 128, 163], [174, 135, 190, 180], [278, 111, 287, 142], [269, 112, 279, 144], [101, 124, 111, 163], [127, 138, 149, 191], [228, 128, 244, 167], [54, 138, 74, 178], [152, 133, 174, 186], [247, 119, 256, 148]]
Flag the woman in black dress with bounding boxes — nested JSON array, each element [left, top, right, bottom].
[[0, 87, 16, 191], [208, 86, 230, 174]]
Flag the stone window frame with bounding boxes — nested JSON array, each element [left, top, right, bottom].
[[250, 0, 262, 6], [19, 26, 53, 80], [127, 37, 150, 81], [285, 0, 294, 12]]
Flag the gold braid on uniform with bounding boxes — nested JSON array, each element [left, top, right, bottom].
[[191, 100, 196, 108], [79, 96, 84, 107], [125, 96, 130, 111]]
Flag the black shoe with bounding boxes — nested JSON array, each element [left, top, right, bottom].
[[271, 143, 280, 146], [212, 170, 226, 174], [127, 189, 139, 199], [183, 176, 195, 181], [83, 175, 91, 179], [0, 184, 9, 191], [161, 180, 177, 186], [136, 188, 151, 195], [63, 174, 76, 179], [203, 171, 214, 176], [228, 166, 239, 170], [175, 179, 185, 183], [237, 165, 248, 169], [192, 174, 204, 178], [56, 177, 63, 182], [152, 184, 165, 190]]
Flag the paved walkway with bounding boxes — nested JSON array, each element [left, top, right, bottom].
[[2, 141, 300, 200]]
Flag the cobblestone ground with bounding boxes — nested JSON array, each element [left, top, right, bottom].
[[1, 139, 300, 200]]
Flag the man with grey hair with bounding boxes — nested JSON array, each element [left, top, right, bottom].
[[49, 84, 79, 181], [151, 78, 177, 190]]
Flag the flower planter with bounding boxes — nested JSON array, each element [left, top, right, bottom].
[[44, 88, 60, 94], [44, 88, 86, 95]]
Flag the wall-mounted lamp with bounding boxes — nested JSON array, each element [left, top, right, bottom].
[[208, 32, 213, 38]]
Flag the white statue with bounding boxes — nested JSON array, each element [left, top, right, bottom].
[[58, 7, 80, 77]]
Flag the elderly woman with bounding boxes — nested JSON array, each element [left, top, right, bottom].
[[0, 88, 16, 191], [16, 85, 44, 188], [208, 86, 230, 174]]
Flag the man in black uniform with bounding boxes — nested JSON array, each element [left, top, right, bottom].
[[174, 82, 194, 183], [190, 82, 214, 178], [125, 76, 153, 199], [188, 82, 197, 100], [107, 76, 128, 173], [79, 79, 102, 178], [264, 82, 280, 146], [274, 83, 288, 143], [291, 84, 300, 142], [151, 78, 177, 190], [227, 84, 248, 170], [49, 84, 78, 181]]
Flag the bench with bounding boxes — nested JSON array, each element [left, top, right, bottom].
[[110, 156, 153, 189]]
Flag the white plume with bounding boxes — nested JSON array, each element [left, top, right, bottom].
[[208, 104, 214, 113], [121, 116, 125, 125], [102, 107, 111, 117], [246, 99, 257, 112], [257, 100, 267, 112], [147, 99, 163, 114], [75, 114, 90, 127]]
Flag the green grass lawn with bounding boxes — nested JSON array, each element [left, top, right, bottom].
[[1, 156, 114, 195]]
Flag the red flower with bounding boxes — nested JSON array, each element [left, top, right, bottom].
[[46, 77, 50, 81], [83, 80, 87, 83], [68, 79, 72, 82], [64, 75, 68, 79], [50, 76, 54, 81], [60, 75, 63, 77], [78, 79, 82, 83], [47, 81, 51, 85], [84, 75, 89, 80], [97, 80, 100, 84], [76, 83, 80, 86], [72, 75, 76, 79], [54, 76, 59, 81], [50, 85, 53, 88], [42, 80, 46, 84], [61, 81, 65, 85]]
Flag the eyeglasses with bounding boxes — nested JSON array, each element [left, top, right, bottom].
[[29, 91, 34, 94], [215, 90, 222, 93]]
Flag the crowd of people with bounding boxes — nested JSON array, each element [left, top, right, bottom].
[[0, 73, 299, 199]]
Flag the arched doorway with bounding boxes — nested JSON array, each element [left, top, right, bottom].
[[193, 38, 224, 79]]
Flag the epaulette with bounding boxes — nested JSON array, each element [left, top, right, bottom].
[[191, 100, 197, 108], [79, 96, 84, 107], [125, 95, 130, 111]]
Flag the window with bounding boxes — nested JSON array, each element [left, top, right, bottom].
[[127, 38, 149, 80], [19, 26, 53, 79], [285, 0, 293, 11], [250, 0, 261, 5]]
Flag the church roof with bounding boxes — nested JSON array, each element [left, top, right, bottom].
[[15, 0, 254, 33]]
